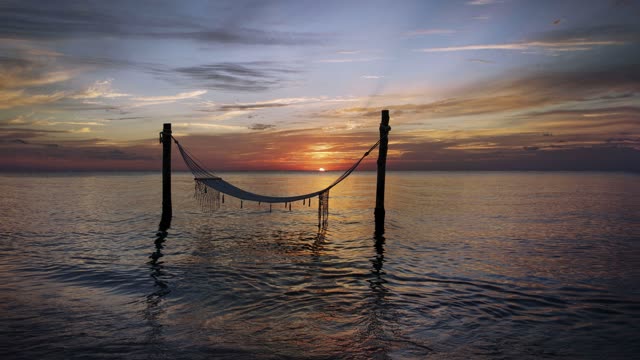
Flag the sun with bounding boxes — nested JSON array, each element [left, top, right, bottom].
[[318, 167, 326, 172]]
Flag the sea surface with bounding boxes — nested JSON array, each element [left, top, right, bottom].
[[1, 171, 639, 359]]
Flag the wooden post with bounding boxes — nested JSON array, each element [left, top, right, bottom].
[[375, 110, 390, 235], [159, 123, 172, 231]]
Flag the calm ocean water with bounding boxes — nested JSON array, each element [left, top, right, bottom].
[[1, 171, 639, 359]]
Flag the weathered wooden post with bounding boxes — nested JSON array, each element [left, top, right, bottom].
[[159, 123, 172, 231], [375, 110, 390, 235]]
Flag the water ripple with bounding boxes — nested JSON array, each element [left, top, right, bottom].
[[1, 172, 639, 359]]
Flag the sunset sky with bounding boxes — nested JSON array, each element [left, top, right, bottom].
[[1, 0, 639, 171]]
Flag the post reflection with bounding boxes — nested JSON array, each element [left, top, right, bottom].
[[372, 233, 385, 278], [366, 233, 433, 356], [149, 231, 171, 300], [359, 232, 390, 357], [144, 231, 171, 353]]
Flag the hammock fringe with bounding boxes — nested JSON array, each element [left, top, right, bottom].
[[195, 179, 220, 212], [318, 191, 329, 229]]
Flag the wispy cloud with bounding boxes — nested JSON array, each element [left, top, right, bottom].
[[172, 122, 247, 132], [0, 89, 65, 110], [404, 29, 456, 37], [0, 68, 72, 88], [157, 28, 326, 46], [393, 132, 640, 171], [0, 55, 74, 89], [209, 96, 360, 112], [205, 110, 253, 122], [320, 61, 640, 135], [417, 39, 625, 53], [362, 75, 384, 79], [0, 2, 327, 46], [467, 58, 494, 63], [515, 106, 640, 135], [168, 62, 300, 92], [132, 90, 207, 106], [419, 24, 638, 53], [316, 58, 380, 63], [70, 79, 129, 99], [0, 136, 158, 171], [7, 115, 27, 124], [32, 120, 105, 127], [248, 123, 276, 131], [70, 127, 92, 134], [0, 51, 77, 110], [467, 0, 501, 5]]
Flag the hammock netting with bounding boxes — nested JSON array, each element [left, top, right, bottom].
[[172, 134, 385, 229]]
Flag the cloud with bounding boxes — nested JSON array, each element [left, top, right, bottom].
[[166, 129, 640, 171], [70, 127, 92, 134], [417, 24, 637, 53], [52, 101, 126, 113], [393, 135, 640, 171], [467, 0, 501, 5], [70, 79, 129, 99], [207, 96, 359, 112], [417, 40, 625, 53], [514, 106, 640, 135], [0, 2, 326, 46], [248, 123, 276, 131], [319, 62, 640, 137], [106, 116, 146, 121], [0, 52, 76, 110], [217, 102, 288, 111], [0, 136, 159, 171], [0, 55, 74, 89], [467, 58, 494, 63], [173, 122, 247, 132], [316, 58, 380, 63], [32, 120, 105, 127], [7, 115, 27, 124], [0, 89, 65, 109], [2, 121, 639, 171], [404, 29, 456, 37], [0, 68, 71, 88], [158, 28, 325, 46], [0, 127, 70, 143], [523, 106, 640, 119], [168, 62, 299, 92], [204, 110, 253, 122], [535, 24, 640, 44], [362, 75, 384, 79], [132, 89, 207, 106]]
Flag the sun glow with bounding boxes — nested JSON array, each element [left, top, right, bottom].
[[318, 167, 326, 172]]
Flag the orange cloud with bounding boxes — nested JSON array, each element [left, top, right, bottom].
[[0, 89, 65, 109]]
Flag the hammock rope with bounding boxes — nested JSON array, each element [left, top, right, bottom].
[[171, 132, 387, 228]]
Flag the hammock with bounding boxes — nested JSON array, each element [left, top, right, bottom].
[[172, 134, 385, 228]]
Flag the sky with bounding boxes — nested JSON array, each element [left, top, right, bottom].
[[0, 0, 639, 171]]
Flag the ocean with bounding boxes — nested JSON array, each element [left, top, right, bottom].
[[1, 171, 639, 359]]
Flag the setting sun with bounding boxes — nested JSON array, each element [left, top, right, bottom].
[[318, 168, 326, 172]]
